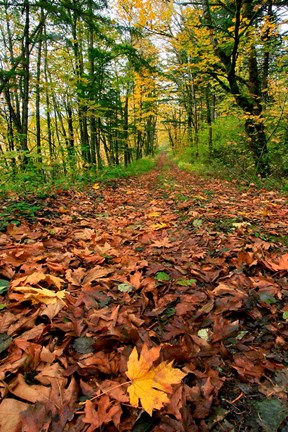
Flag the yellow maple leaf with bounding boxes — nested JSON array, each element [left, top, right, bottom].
[[151, 222, 168, 231], [126, 345, 186, 416], [147, 211, 161, 218], [92, 183, 100, 190], [12, 285, 66, 305]]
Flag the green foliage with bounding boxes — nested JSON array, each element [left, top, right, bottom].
[[155, 272, 170, 282], [173, 114, 288, 191], [282, 182, 288, 193], [0, 157, 156, 199], [176, 279, 196, 287], [98, 158, 156, 181], [0, 201, 39, 231], [0, 280, 9, 295]]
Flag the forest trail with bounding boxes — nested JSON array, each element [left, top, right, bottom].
[[0, 154, 288, 431]]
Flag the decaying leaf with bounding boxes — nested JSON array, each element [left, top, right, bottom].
[[126, 344, 186, 415], [263, 253, 288, 271], [83, 396, 122, 431], [118, 283, 133, 293]]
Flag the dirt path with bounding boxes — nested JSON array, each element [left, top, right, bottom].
[[0, 154, 288, 431]]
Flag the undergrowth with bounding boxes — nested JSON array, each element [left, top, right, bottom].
[[175, 154, 288, 193], [170, 114, 288, 193], [0, 157, 156, 199], [172, 148, 288, 195]]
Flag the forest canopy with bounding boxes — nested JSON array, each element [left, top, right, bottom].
[[0, 0, 287, 187]]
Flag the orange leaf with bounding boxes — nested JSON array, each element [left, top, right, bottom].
[[83, 396, 122, 431], [0, 399, 29, 432], [152, 237, 173, 248], [11, 272, 63, 290], [58, 206, 69, 214], [263, 253, 288, 271]]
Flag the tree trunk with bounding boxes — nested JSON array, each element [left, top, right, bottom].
[[43, 24, 54, 163], [35, 11, 43, 168], [202, 0, 270, 177], [20, 0, 31, 166], [205, 84, 213, 156]]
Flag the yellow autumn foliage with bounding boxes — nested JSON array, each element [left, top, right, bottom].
[[126, 344, 186, 415]]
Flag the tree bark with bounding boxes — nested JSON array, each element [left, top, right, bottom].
[[202, 0, 270, 176]]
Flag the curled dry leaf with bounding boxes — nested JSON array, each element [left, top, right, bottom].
[[126, 344, 187, 416], [83, 396, 122, 431], [11, 286, 66, 305], [9, 272, 66, 305], [11, 272, 63, 290]]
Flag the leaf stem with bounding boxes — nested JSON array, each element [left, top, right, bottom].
[[78, 380, 131, 406]]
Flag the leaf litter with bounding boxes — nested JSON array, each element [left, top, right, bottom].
[[0, 154, 288, 431]]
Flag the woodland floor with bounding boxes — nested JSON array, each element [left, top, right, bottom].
[[0, 154, 288, 432]]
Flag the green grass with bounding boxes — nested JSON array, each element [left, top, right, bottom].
[[174, 152, 288, 194], [170, 114, 288, 193], [0, 157, 156, 199], [98, 157, 156, 181]]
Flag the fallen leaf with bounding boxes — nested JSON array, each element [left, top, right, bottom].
[[152, 237, 173, 248], [83, 396, 122, 431], [0, 279, 9, 295], [147, 211, 161, 218], [155, 272, 170, 282], [11, 272, 63, 290], [11, 286, 66, 305], [0, 334, 12, 354], [263, 253, 288, 271], [198, 329, 210, 341], [126, 344, 186, 415], [0, 398, 30, 432], [118, 283, 133, 293], [58, 206, 69, 214], [9, 373, 50, 403], [151, 222, 168, 230]]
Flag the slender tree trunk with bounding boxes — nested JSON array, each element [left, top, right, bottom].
[[20, 0, 31, 166], [206, 84, 213, 156], [66, 103, 75, 160], [35, 12, 44, 168], [43, 25, 54, 163], [123, 92, 130, 167], [96, 118, 102, 169], [71, 5, 90, 165], [7, 108, 16, 173]]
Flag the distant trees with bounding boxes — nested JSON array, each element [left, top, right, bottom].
[[0, 0, 158, 180], [159, 0, 288, 176], [0, 0, 287, 182]]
